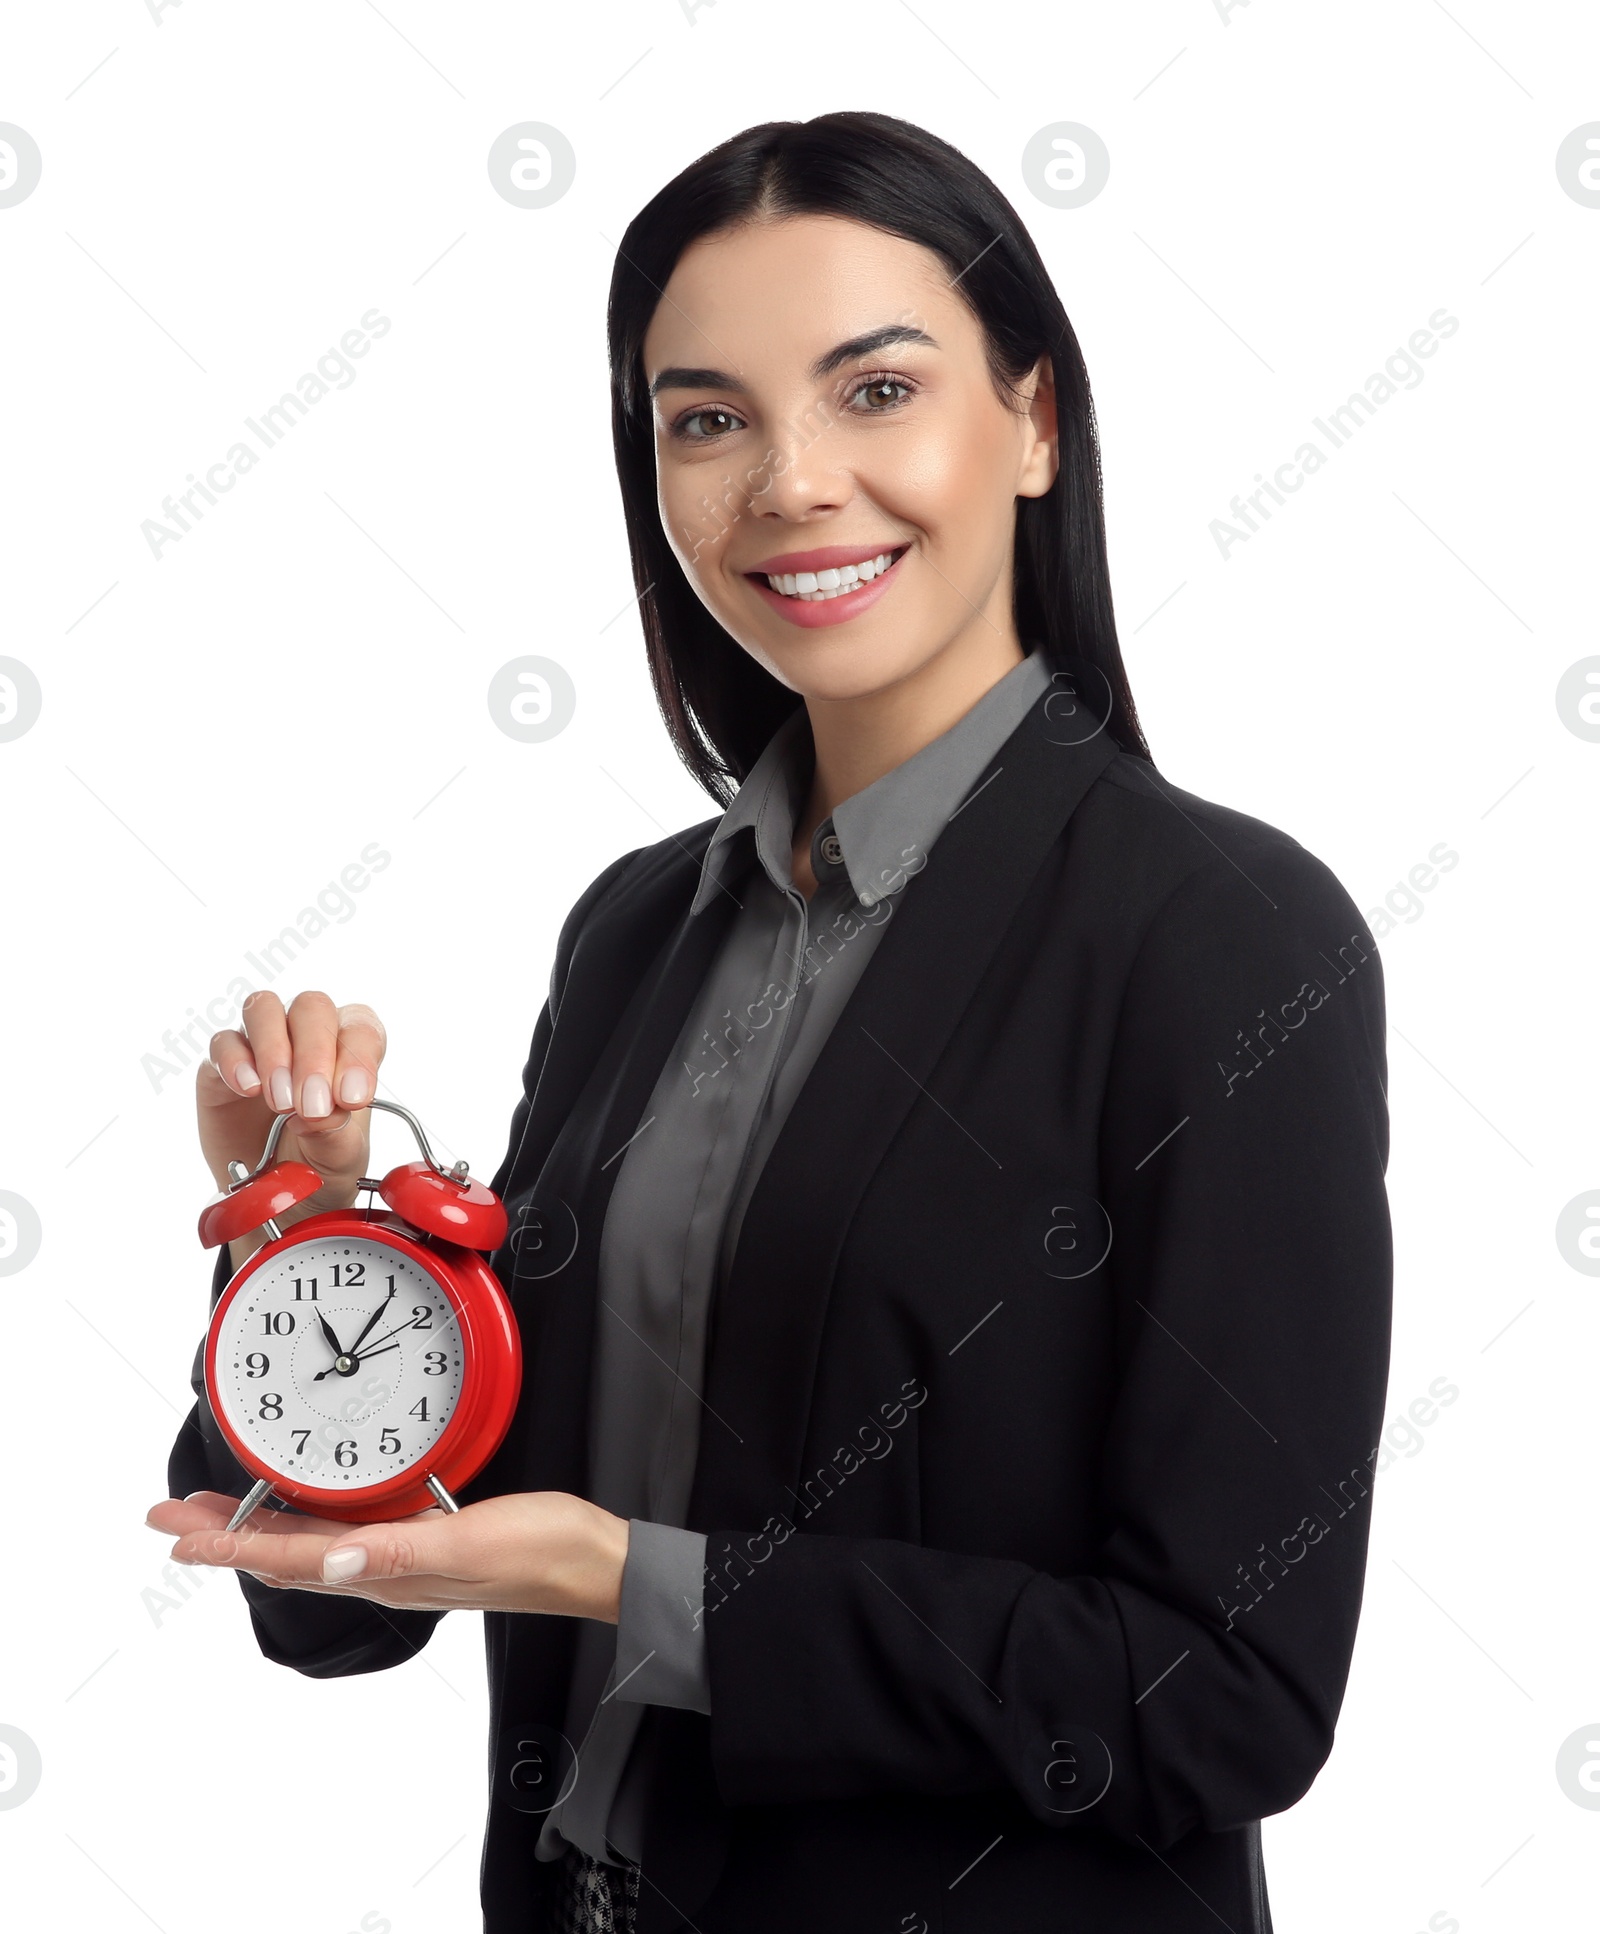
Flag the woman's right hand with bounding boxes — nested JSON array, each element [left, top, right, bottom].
[[199, 991, 388, 1268]]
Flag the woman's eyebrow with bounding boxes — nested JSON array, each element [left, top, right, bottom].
[[648, 326, 940, 399], [650, 365, 742, 397], [810, 325, 938, 377]]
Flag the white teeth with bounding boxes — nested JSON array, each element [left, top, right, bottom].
[[765, 550, 899, 599]]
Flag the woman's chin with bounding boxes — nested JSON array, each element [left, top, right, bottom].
[[764, 643, 946, 709]]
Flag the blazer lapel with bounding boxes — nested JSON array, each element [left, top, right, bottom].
[[473, 842, 740, 1504], [690, 697, 1119, 1529]]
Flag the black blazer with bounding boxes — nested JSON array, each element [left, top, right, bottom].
[[186, 696, 1391, 1933]]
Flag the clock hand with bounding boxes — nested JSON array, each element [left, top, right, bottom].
[[345, 1285, 397, 1357], [350, 1312, 423, 1359], [315, 1312, 347, 1359], [311, 1313, 426, 1379], [312, 1340, 401, 1380]]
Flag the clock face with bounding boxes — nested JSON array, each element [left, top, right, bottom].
[[211, 1234, 465, 1494]]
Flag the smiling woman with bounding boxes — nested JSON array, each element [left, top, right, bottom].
[[153, 111, 1391, 1934], [607, 114, 1146, 815], [645, 214, 1056, 719]]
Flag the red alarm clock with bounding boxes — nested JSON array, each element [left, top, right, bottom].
[[199, 1099, 520, 1532]]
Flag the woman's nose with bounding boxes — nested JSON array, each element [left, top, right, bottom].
[[748, 410, 855, 521]]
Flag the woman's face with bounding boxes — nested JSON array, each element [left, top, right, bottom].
[[642, 214, 1057, 703]]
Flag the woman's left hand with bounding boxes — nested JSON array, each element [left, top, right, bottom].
[[144, 1489, 631, 1622]]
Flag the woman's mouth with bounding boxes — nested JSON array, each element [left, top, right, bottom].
[[760, 548, 906, 602], [745, 545, 910, 629]]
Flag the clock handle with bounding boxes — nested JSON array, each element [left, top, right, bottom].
[[251, 1097, 466, 1183]]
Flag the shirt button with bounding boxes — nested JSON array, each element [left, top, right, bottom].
[[819, 832, 844, 866]]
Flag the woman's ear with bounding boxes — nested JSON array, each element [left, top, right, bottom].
[[1017, 356, 1060, 499]]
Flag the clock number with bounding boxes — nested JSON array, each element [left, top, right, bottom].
[[423, 1350, 446, 1376], [259, 1392, 283, 1420], [291, 1278, 319, 1301], [409, 1397, 430, 1423], [292, 1430, 311, 1456], [330, 1261, 365, 1288], [379, 1428, 400, 1455], [244, 1352, 269, 1378], [335, 1440, 358, 1468], [261, 1311, 295, 1335], [412, 1304, 433, 1330]]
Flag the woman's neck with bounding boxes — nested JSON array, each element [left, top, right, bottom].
[[789, 626, 1027, 897]]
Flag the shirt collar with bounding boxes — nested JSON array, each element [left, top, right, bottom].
[[691, 650, 1056, 915], [832, 647, 1054, 907], [689, 702, 813, 915]]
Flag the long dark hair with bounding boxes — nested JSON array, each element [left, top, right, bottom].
[[607, 111, 1149, 806]]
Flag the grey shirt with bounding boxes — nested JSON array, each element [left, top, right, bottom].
[[536, 648, 1055, 1866]]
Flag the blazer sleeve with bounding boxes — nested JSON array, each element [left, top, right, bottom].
[[701, 845, 1393, 1849], [165, 847, 641, 1679]]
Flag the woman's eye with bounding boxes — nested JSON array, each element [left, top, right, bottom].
[[677, 407, 743, 441], [850, 377, 912, 412]]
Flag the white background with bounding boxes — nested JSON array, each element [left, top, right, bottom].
[[1, 3, 1595, 1931]]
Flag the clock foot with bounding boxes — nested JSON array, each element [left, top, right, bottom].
[[425, 1473, 460, 1515], [226, 1477, 276, 1533]]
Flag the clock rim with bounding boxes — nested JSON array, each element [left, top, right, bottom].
[[203, 1209, 521, 1522]]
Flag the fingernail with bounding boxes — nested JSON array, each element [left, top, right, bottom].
[[323, 1545, 368, 1583], [339, 1067, 371, 1106], [302, 1074, 332, 1119], [269, 1067, 293, 1113], [235, 1060, 261, 1093]]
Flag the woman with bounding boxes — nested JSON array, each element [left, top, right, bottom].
[[150, 113, 1391, 1934]]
